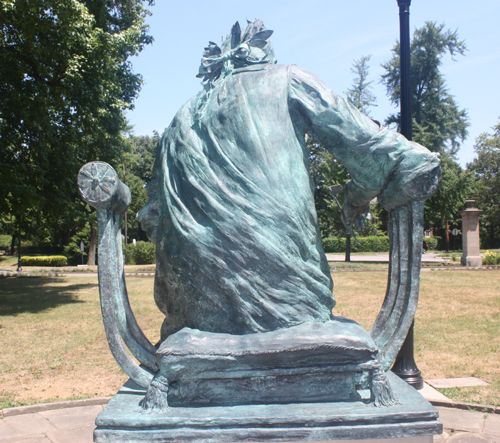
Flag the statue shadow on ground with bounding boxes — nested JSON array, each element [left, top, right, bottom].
[[0, 278, 90, 316]]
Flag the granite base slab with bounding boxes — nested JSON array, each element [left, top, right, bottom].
[[94, 372, 442, 442]]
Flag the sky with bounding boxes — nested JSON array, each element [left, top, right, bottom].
[[126, 0, 500, 168]]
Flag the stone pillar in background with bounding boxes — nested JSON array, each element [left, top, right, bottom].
[[460, 200, 483, 267]]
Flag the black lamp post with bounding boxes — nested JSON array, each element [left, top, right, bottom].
[[397, 0, 412, 140], [391, 0, 424, 391]]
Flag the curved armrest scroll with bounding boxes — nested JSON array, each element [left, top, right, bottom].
[[369, 201, 424, 371], [78, 162, 157, 387]]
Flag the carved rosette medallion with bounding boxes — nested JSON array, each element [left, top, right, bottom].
[[78, 162, 119, 209]]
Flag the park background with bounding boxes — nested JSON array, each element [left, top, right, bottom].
[[1, 0, 499, 410]]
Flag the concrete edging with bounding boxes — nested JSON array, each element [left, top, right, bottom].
[[430, 399, 499, 414], [1, 396, 498, 418], [0, 396, 111, 418]]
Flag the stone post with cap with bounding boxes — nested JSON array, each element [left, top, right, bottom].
[[460, 200, 483, 267]]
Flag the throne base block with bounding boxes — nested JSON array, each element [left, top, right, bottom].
[[94, 372, 442, 442], [154, 319, 381, 407]]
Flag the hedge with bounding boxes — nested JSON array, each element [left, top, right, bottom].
[[124, 241, 156, 265], [322, 236, 390, 253], [21, 256, 68, 267]]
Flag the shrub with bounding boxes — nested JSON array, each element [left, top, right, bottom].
[[322, 237, 339, 253], [123, 243, 136, 265], [322, 236, 390, 253], [21, 256, 67, 267], [482, 251, 500, 266], [64, 225, 93, 265], [0, 235, 11, 251], [423, 236, 439, 251], [124, 241, 156, 265]]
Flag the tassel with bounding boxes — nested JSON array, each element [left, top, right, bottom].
[[139, 374, 170, 411], [372, 367, 399, 407]]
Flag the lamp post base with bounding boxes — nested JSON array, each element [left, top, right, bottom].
[[392, 322, 424, 390]]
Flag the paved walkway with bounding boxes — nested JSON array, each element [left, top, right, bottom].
[[1, 384, 499, 443], [325, 252, 454, 263], [0, 253, 460, 278]]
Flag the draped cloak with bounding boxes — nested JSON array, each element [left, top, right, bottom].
[[139, 64, 440, 340]]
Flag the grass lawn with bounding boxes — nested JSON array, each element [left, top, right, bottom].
[[333, 270, 500, 406], [0, 270, 499, 409], [0, 276, 163, 408]]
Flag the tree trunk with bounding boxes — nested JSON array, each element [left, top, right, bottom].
[[10, 234, 16, 256], [345, 234, 351, 262], [445, 218, 450, 252], [87, 228, 97, 266], [17, 223, 22, 271], [123, 164, 127, 245]]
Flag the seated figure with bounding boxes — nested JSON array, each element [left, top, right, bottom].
[[137, 19, 440, 341], [79, 19, 441, 412]]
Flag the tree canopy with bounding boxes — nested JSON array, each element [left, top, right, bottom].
[[310, 55, 382, 239], [0, 0, 153, 231], [119, 132, 159, 242], [345, 55, 377, 117], [467, 118, 500, 248], [424, 153, 475, 236], [381, 22, 469, 156]]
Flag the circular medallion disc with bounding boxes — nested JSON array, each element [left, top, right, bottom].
[[78, 162, 118, 209]]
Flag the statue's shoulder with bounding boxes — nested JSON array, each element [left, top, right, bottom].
[[232, 63, 291, 78], [242, 63, 316, 82]]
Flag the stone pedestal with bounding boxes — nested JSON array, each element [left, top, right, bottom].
[[460, 200, 483, 267], [94, 372, 442, 442]]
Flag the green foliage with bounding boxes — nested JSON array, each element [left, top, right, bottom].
[[322, 236, 389, 253], [482, 251, 500, 266], [0, 0, 153, 240], [308, 137, 350, 238], [423, 236, 440, 250], [119, 133, 159, 242], [308, 137, 385, 239], [308, 136, 385, 239], [63, 224, 92, 265], [345, 55, 377, 116], [381, 22, 469, 155], [425, 154, 476, 232], [467, 119, 500, 248], [124, 241, 155, 265], [0, 235, 11, 250], [21, 256, 67, 267]]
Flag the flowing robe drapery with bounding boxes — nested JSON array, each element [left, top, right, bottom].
[[140, 64, 440, 339]]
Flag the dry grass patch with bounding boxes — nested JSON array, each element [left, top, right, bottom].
[[1, 270, 499, 408], [332, 270, 500, 406], [0, 276, 161, 408]]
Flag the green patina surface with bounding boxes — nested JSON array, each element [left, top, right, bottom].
[[80, 20, 443, 440], [137, 20, 440, 341]]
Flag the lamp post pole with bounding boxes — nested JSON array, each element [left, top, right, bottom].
[[397, 0, 412, 140], [391, 0, 424, 391]]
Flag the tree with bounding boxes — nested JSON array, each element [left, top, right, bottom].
[[307, 137, 383, 240], [0, 0, 153, 251], [345, 55, 377, 116], [309, 56, 380, 240], [467, 119, 500, 248], [424, 153, 476, 250], [381, 22, 471, 247], [381, 22, 469, 155], [119, 132, 159, 243], [308, 137, 349, 239]]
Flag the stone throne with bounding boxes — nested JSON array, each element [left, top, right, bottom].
[[78, 161, 441, 442], [78, 19, 443, 443]]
